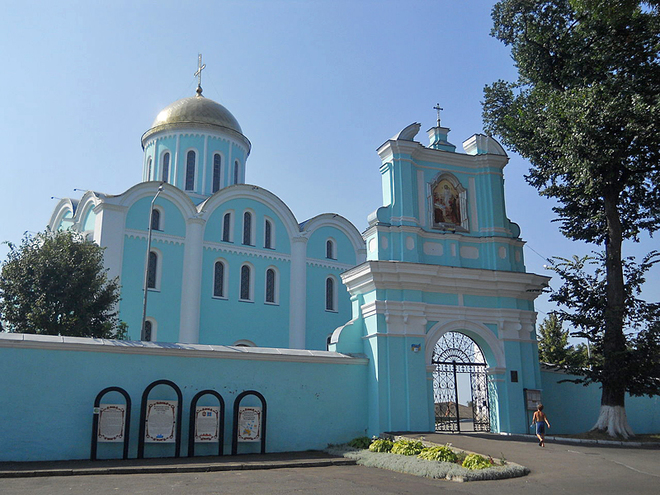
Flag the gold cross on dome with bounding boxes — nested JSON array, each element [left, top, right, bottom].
[[194, 53, 206, 94], [433, 103, 444, 127]]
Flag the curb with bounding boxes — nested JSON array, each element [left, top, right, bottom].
[[0, 457, 357, 479], [495, 432, 660, 448]]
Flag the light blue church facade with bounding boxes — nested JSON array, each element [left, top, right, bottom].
[[9, 81, 649, 464]]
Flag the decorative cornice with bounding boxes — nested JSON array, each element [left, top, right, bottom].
[[306, 259, 354, 271], [203, 243, 291, 262], [125, 231, 185, 246]]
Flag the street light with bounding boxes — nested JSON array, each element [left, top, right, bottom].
[[141, 184, 164, 340]]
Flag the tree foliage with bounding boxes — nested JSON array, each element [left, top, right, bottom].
[[483, 0, 660, 435], [537, 313, 588, 366], [0, 230, 124, 339]]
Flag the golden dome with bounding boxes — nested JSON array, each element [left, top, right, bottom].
[[142, 94, 248, 147]]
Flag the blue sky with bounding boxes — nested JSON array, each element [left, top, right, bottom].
[[1, 0, 657, 326]]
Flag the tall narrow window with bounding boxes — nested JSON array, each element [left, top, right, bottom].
[[162, 152, 170, 183], [233, 160, 239, 184], [264, 219, 272, 249], [325, 277, 335, 311], [147, 251, 158, 289], [185, 150, 196, 191], [212, 153, 222, 193], [243, 211, 252, 245], [150, 209, 161, 231], [213, 261, 225, 298], [326, 239, 336, 260], [240, 265, 251, 300], [222, 212, 232, 242], [143, 320, 152, 341], [266, 268, 276, 303], [147, 157, 152, 181]]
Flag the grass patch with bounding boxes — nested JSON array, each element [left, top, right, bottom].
[[327, 445, 529, 482]]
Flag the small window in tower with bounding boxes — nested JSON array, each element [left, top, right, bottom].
[[185, 150, 196, 191], [264, 219, 273, 249], [212, 153, 222, 193], [222, 212, 232, 242], [162, 152, 170, 183], [240, 264, 252, 301], [147, 157, 152, 181], [325, 276, 336, 312], [233, 160, 240, 184], [150, 209, 161, 231], [266, 268, 276, 303], [243, 211, 252, 246], [147, 251, 158, 289], [213, 261, 226, 298], [326, 239, 336, 260], [143, 320, 153, 341]]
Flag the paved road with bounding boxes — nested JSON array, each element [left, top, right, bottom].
[[2, 434, 659, 495]]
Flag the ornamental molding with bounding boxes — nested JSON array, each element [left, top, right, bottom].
[[306, 258, 354, 271], [364, 224, 524, 248], [125, 231, 185, 246], [203, 243, 291, 262], [342, 261, 549, 301]]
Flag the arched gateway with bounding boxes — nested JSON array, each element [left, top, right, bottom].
[[432, 332, 490, 432]]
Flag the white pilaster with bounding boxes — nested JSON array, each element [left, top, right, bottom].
[[93, 203, 127, 284], [289, 236, 308, 348], [179, 217, 205, 343]]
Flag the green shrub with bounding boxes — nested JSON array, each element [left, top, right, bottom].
[[369, 438, 394, 453], [417, 445, 458, 463], [462, 453, 492, 470], [391, 439, 425, 456], [348, 436, 371, 450]]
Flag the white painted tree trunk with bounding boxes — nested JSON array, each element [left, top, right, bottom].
[[591, 405, 635, 438]]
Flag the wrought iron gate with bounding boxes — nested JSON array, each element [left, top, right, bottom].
[[432, 332, 490, 432]]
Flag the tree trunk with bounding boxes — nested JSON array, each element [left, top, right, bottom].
[[593, 187, 634, 438]]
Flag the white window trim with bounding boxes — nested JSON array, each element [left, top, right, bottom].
[[326, 238, 337, 260], [264, 217, 275, 249], [147, 247, 163, 292], [264, 266, 279, 305], [325, 275, 338, 312], [184, 148, 198, 192], [239, 262, 254, 302], [222, 210, 234, 243], [146, 156, 153, 182], [242, 209, 256, 246], [160, 150, 171, 183], [212, 258, 229, 300]]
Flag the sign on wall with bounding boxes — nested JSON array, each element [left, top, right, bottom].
[[97, 404, 126, 443], [237, 406, 261, 442], [194, 406, 220, 443], [145, 400, 177, 443], [525, 389, 542, 411]]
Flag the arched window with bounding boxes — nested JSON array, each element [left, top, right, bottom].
[[212, 153, 222, 193], [185, 150, 196, 191], [243, 211, 252, 245], [213, 261, 226, 298], [240, 264, 252, 301], [233, 160, 240, 184], [222, 212, 232, 242], [264, 219, 273, 249], [161, 152, 170, 183], [325, 276, 336, 311], [147, 157, 152, 181], [326, 239, 336, 260], [150, 209, 161, 231], [147, 251, 158, 289], [265, 268, 276, 303]]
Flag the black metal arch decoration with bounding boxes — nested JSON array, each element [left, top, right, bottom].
[[231, 390, 267, 455], [432, 331, 486, 365], [137, 379, 183, 459], [90, 386, 132, 460], [188, 390, 225, 457]]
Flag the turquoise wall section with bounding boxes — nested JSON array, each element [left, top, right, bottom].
[[0, 337, 368, 462]]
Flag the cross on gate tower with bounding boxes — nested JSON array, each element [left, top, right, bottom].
[[194, 53, 206, 96]]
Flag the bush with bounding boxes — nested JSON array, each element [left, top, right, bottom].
[[462, 453, 492, 470], [417, 445, 458, 463], [391, 439, 425, 456], [369, 438, 394, 453], [348, 436, 371, 450]]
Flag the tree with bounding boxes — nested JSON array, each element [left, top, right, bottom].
[[0, 230, 124, 339], [537, 313, 589, 367], [483, 0, 660, 436]]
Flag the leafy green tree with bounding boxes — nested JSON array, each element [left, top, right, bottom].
[[483, 0, 660, 436], [0, 230, 124, 339], [537, 314, 570, 364]]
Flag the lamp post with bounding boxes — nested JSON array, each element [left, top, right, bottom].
[[141, 184, 164, 340]]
